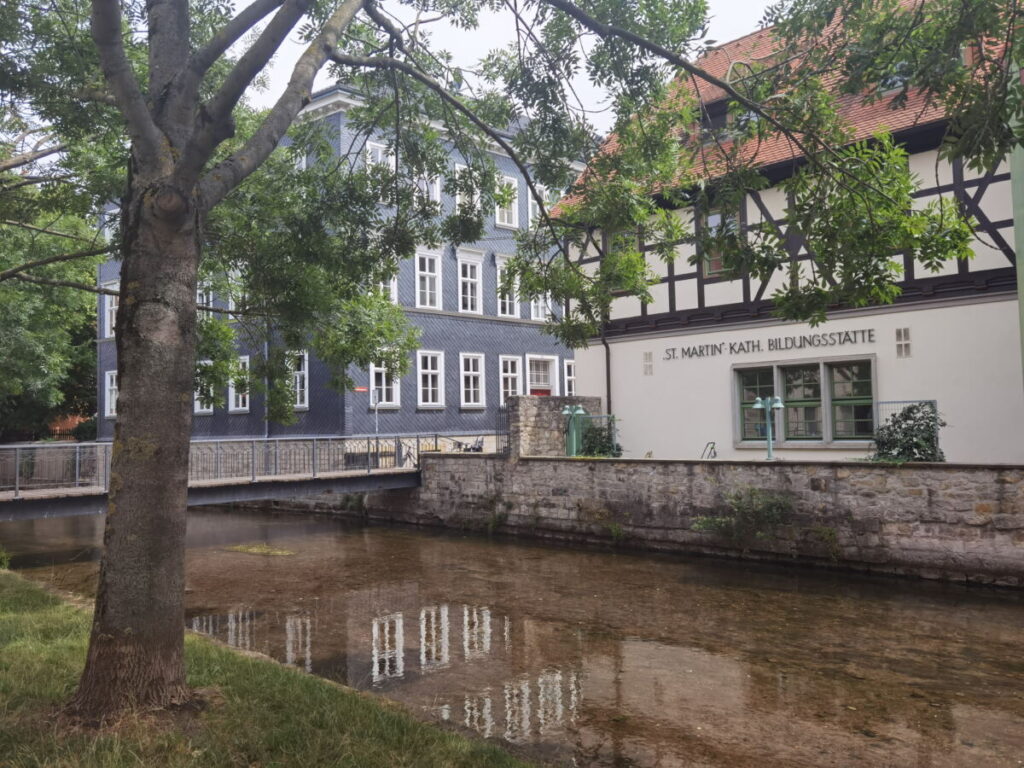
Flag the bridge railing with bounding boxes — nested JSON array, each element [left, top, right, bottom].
[[0, 433, 494, 498], [0, 443, 112, 497]]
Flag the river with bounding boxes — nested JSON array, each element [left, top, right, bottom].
[[3, 509, 1023, 767]]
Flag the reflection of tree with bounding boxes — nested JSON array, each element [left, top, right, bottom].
[[371, 612, 404, 683], [285, 615, 312, 673], [463, 605, 492, 661], [420, 605, 449, 671]]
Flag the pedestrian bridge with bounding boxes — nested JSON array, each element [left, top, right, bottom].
[[0, 435, 459, 521]]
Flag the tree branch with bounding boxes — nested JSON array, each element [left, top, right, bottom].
[[8, 273, 119, 295], [0, 142, 67, 174], [328, 49, 573, 264], [91, 0, 164, 161], [0, 245, 114, 282], [7, 273, 257, 317], [176, 0, 313, 185], [186, 0, 286, 80], [198, 0, 365, 208], [2, 220, 96, 242], [148, 0, 191, 109]]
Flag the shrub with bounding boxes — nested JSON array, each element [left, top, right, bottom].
[[871, 402, 945, 463], [72, 417, 97, 442], [692, 487, 794, 546], [580, 422, 622, 458]]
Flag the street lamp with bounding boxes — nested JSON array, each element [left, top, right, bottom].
[[752, 396, 785, 460]]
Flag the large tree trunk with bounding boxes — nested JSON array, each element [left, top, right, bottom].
[[68, 177, 200, 719]]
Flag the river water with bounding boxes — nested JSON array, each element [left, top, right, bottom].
[[3, 509, 1023, 767]]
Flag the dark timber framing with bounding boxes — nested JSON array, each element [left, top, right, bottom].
[[586, 120, 1018, 340]]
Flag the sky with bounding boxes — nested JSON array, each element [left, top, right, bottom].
[[250, 0, 775, 134]]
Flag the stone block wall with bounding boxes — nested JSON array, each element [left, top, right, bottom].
[[362, 456, 1024, 587], [506, 395, 603, 457]]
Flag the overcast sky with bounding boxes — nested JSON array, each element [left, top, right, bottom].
[[250, 0, 775, 134]]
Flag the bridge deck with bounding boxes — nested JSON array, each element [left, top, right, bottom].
[[0, 467, 420, 521]]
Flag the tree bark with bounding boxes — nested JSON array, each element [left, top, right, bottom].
[[68, 176, 200, 718]]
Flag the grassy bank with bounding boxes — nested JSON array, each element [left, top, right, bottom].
[[0, 571, 536, 768]]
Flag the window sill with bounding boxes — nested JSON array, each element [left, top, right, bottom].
[[734, 440, 873, 451], [293, 406, 309, 412], [495, 222, 519, 231], [460, 405, 486, 410], [417, 405, 446, 410], [228, 409, 250, 415], [194, 411, 214, 416], [415, 302, 443, 311], [368, 405, 400, 411]]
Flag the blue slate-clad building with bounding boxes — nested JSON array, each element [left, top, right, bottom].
[[96, 86, 575, 440]]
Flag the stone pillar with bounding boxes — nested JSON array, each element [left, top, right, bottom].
[[507, 395, 603, 457]]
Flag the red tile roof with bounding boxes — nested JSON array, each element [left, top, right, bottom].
[[560, 15, 946, 210]]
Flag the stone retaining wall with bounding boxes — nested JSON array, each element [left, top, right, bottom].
[[349, 455, 1023, 587]]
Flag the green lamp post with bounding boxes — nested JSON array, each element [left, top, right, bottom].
[[752, 396, 784, 460]]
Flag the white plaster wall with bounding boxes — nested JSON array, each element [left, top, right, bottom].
[[576, 297, 1024, 464]]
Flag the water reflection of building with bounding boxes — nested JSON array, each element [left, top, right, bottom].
[[371, 612, 404, 683], [190, 608, 257, 652], [419, 604, 450, 670], [286, 614, 313, 673]]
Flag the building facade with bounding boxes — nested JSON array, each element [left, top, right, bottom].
[[97, 86, 574, 441], [573, 30, 1022, 465]]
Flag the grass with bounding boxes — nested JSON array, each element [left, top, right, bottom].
[[223, 542, 295, 556], [0, 570, 538, 768]]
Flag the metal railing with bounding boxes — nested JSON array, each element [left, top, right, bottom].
[[0, 443, 112, 497], [0, 432, 499, 498]]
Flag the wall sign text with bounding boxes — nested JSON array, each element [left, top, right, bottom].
[[663, 329, 876, 361]]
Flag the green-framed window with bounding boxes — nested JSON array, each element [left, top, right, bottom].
[[738, 367, 775, 440], [782, 364, 822, 439], [830, 361, 874, 439]]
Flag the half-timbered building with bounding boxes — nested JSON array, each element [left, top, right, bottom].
[[573, 27, 1022, 464]]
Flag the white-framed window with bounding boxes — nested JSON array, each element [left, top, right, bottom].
[[499, 356, 522, 405], [104, 370, 118, 418], [229, 355, 250, 413], [495, 255, 518, 318], [460, 353, 485, 409], [196, 280, 213, 313], [564, 359, 576, 397], [495, 175, 519, 228], [526, 354, 559, 396], [381, 276, 399, 303], [457, 250, 483, 314], [528, 185, 562, 228], [370, 363, 400, 408], [226, 269, 244, 313], [529, 184, 546, 227], [365, 141, 392, 168], [416, 250, 441, 309], [102, 281, 119, 338], [417, 350, 445, 408], [454, 163, 480, 210], [194, 360, 214, 414], [290, 349, 308, 410], [415, 175, 441, 203], [531, 294, 554, 321]]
